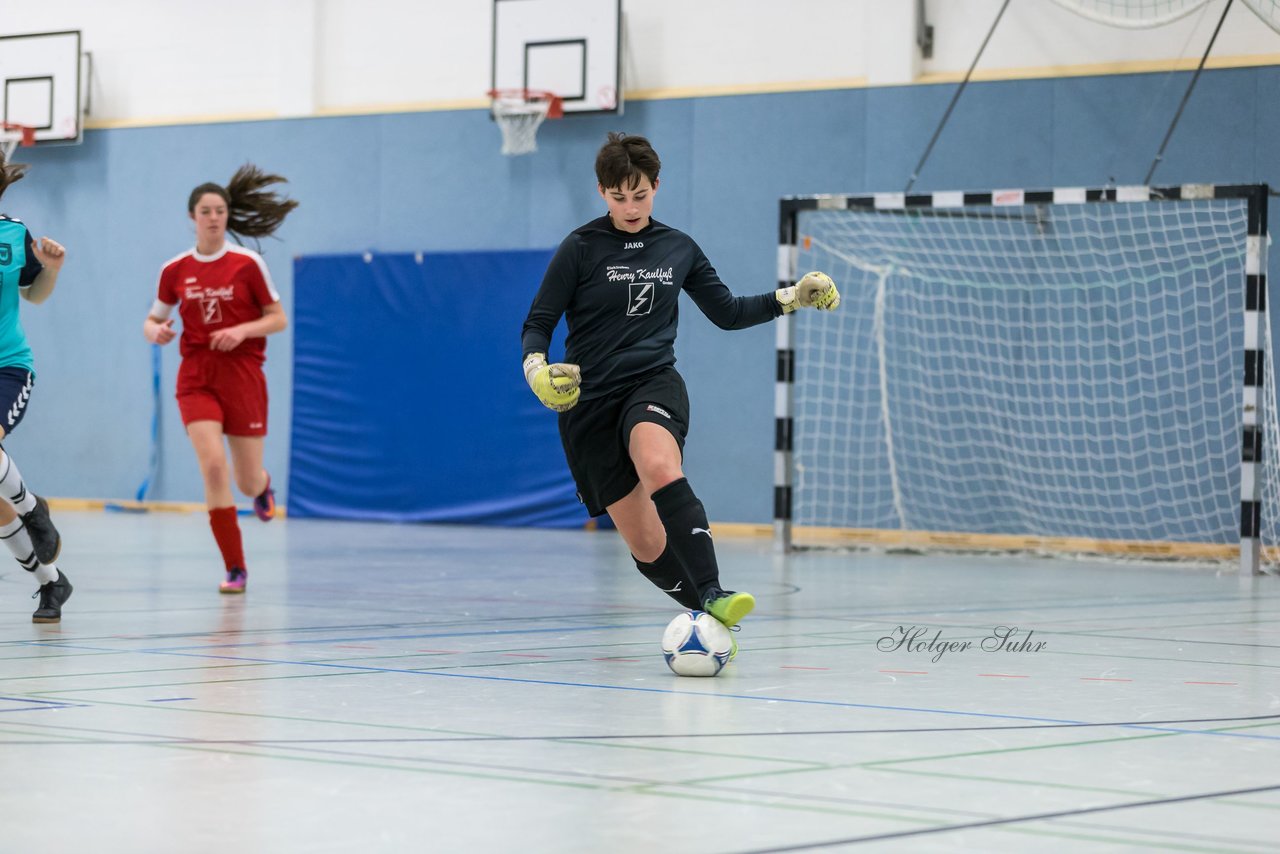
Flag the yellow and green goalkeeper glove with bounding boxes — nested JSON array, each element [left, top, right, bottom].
[[523, 352, 582, 412], [776, 271, 841, 313]]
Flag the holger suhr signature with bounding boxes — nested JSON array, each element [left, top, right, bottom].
[[877, 625, 1047, 663]]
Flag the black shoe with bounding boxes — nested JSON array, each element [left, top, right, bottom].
[[21, 495, 61, 565], [32, 570, 73, 624]]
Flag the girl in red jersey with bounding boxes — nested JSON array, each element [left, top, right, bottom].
[[142, 165, 297, 594]]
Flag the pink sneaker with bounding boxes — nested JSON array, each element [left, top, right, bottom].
[[219, 567, 247, 594], [254, 475, 276, 522]]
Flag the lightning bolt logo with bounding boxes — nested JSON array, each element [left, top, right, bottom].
[[628, 282, 653, 316], [201, 298, 223, 324]]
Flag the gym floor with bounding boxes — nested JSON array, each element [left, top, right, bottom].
[[2, 511, 1277, 852]]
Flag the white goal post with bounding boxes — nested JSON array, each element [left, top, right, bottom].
[[775, 184, 1273, 574]]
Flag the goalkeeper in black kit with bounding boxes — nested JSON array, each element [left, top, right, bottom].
[[520, 132, 840, 657]]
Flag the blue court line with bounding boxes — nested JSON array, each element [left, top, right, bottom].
[[23, 641, 1280, 742], [0, 695, 85, 712], [0, 695, 81, 708], [0, 705, 84, 713]]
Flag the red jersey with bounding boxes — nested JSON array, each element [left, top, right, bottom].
[[156, 244, 280, 363]]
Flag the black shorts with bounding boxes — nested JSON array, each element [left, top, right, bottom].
[[0, 367, 34, 438], [558, 367, 691, 516]]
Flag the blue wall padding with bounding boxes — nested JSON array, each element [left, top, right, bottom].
[[288, 249, 589, 527]]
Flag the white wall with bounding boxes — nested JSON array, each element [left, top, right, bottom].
[[927, 0, 1278, 77], [1, 0, 1276, 125]]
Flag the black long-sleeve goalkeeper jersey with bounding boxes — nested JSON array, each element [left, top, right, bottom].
[[521, 215, 782, 401]]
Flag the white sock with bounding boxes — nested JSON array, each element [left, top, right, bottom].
[[0, 516, 57, 584], [0, 450, 37, 514]]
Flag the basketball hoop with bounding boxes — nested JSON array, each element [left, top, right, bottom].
[[488, 89, 563, 156], [0, 123, 34, 161]]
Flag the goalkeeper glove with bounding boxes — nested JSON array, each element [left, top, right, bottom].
[[776, 271, 841, 313], [523, 352, 582, 412]]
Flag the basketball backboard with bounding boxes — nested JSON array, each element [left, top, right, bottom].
[[0, 30, 83, 145], [492, 0, 621, 114]]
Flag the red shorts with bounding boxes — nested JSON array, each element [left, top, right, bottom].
[[175, 351, 269, 436]]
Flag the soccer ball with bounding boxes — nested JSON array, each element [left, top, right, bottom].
[[662, 610, 733, 677]]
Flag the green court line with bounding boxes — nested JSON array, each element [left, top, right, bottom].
[[863, 730, 1179, 768], [863, 720, 1280, 814], [14, 714, 1206, 852], [874, 765, 1280, 813], [0, 608, 676, 647], [90, 733, 606, 789], [1, 649, 635, 679], [673, 729, 1181, 788], [876, 765, 1163, 798], [550, 736, 829, 768], [667, 721, 1280, 819], [9, 634, 722, 680], [0, 724, 95, 743], [0, 709, 902, 801], [0, 716, 600, 789], [634, 786, 942, 824], [28, 668, 379, 695], [20, 652, 1280, 808], [667, 779, 1279, 852], [3, 714, 1273, 850], [0, 661, 277, 681], [4, 700, 1275, 848], [959, 824, 1264, 853], [633, 788, 1262, 852], [0, 649, 137, 662], [14, 652, 656, 690], [0, 710, 837, 771], [8, 688, 842, 770]]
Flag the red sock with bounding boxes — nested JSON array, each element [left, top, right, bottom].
[[208, 506, 245, 572]]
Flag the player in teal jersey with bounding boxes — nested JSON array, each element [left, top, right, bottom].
[[0, 151, 71, 622]]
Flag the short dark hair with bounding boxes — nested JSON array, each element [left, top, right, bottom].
[[187, 163, 299, 243], [595, 132, 660, 190]]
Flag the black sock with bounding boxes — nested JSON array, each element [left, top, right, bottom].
[[651, 477, 721, 603], [633, 547, 701, 610]]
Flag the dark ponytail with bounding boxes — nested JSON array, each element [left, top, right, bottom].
[[0, 148, 29, 202], [188, 163, 298, 248]]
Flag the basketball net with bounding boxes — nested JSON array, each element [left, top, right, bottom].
[[489, 90, 562, 156]]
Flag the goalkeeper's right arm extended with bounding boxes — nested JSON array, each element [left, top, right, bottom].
[[523, 352, 582, 412]]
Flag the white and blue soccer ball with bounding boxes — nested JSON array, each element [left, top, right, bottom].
[[662, 610, 733, 677]]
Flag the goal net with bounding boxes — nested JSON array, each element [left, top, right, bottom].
[[777, 185, 1274, 571]]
